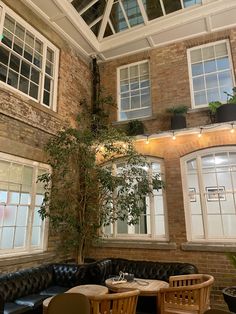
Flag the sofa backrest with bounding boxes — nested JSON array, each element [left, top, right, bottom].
[[110, 258, 198, 282], [52, 263, 82, 287], [0, 265, 53, 302]]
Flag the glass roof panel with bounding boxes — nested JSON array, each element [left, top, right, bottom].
[[121, 0, 144, 27], [184, 0, 202, 8], [142, 0, 163, 21], [81, 0, 106, 25], [104, 23, 114, 38], [163, 0, 182, 15], [71, 0, 92, 13], [70, 0, 202, 39], [110, 2, 129, 33]]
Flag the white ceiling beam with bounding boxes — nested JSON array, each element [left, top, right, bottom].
[[98, 0, 114, 41], [89, 15, 103, 28], [136, 0, 148, 25], [100, 0, 236, 52], [119, 0, 131, 29], [79, 0, 99, 15], [53, 0, 100, 51]]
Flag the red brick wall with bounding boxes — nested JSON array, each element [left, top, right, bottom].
[[92, 30, 236, 309], [99, 28, 236, 133], [89, 129, 236, 309]]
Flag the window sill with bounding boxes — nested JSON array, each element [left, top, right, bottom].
[[95, 239, 176, 250], [112, 115, 157, 126], [181, 242, 236, 252], [0, 251, 56, 266]]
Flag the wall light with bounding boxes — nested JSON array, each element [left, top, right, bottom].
[[230, 123, 235, 133], [172, 131, 176, 140], [198, 128, 203, 138]]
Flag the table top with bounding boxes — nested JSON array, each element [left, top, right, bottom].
[[105, 278, 169, 296], [66, 284, 108, 297], [43, 284, 108, 309]]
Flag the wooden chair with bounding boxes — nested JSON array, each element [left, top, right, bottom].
[[158, 274, 214, 314], [47, 293, 90, 314], [89, 289, 140, 314]]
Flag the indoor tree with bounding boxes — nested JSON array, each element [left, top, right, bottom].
[[38, 99, 163, 263]]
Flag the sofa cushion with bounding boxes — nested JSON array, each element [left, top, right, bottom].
[[4, 303, 31, 314], [40, 286, 68, 296], [14, 294, 47, 308]]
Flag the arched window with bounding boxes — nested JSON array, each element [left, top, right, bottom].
[[181, 147, 236, 242], [103, 157, 168, 240]]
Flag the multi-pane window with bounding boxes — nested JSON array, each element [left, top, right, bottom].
[[188, 40, 234, 108], [118, 61, 151, 121], [182, 147, 236, 242], [0, 153, 49, 255], [104, 158, 167, 240], [0, 5, 59, 109]]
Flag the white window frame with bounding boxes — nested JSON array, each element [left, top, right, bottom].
[[181, 146, 236, 243], [0, 152, 50, 257], [117, 59, 152, 121], [103, 157, 168, 241], [187, 40, 235, 109], [0, 1, 59, 111]]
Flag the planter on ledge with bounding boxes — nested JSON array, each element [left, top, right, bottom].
[[222, 286, 236, 313], [216, 103, 236, 123], [171, 115, 186, 130]]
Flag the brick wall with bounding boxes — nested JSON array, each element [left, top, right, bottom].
[[89, 129, 236, 309], [91, 30, 236, 309], [99, 28, 236, 133], [0, 0, 92, 271]]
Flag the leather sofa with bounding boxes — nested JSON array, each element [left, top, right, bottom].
[[0, 258, 198, 314]]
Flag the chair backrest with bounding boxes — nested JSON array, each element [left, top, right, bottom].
[[159, 274, 214, 314], [47, 293, 90, 314], [89, 289, 140, 314]]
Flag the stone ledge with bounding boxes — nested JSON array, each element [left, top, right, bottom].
[[0, 251, 56, 267], [95, 239, 177, 250], [181, 242, 236, 252]]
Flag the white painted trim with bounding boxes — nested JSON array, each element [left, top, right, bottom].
[[98, 0, 114, 41], [187, 39, 235, 109], [181, 146, 236, 242], [117, 60, 151, 122], [0, 152, 50, 255], [0, 1, 59, 111], [100, 0, 233, 52]]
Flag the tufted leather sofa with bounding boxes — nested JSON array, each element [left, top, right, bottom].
[[0, 258, 198, 314], [0, 263, 86, 314]]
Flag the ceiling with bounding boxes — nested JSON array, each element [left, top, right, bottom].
[[23, 0, 236, 61]]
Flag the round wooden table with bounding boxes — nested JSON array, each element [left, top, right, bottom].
[[105, 278, 169, 296], [43, 284, 108, 314]]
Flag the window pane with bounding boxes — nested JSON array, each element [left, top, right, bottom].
[[189, 41, 233, 108], [144, 0, 163, 20], [14, 227, 26, 247], [0, 64, 7, 83], [119, 62, 151, 121], [1, 227, 14, 249], [31, 226, 41, 246], [0, 47, 10, 66], [4, 15, 15, 33], [8, 69, 18, 88]]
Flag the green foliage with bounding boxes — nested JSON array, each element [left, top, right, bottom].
[[227, 253, 236, 269], [208, 101, 222, 114], [209, 88, 236, 115], [126, 120, 145, 136], [38, 107, 163, 263], [166, 105, 188, 115]]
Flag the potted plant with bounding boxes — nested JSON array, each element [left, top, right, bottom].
[[208, 101, 222, 123], [222, 253, 236, 313], [166, 105, 188, 130], [209, 87, 236, 123], [126, 119, 145, 136]]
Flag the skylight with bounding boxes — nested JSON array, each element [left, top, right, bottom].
[[71, 0, 202, 39]]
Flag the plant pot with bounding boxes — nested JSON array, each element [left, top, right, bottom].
[[222, 286, 236, 313], [171, 115, 186, 130], [216, 103, 236, 123]]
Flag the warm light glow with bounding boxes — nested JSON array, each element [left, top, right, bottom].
[[198, 128, 203, 137], [172, 132, 176, 140], [230, 123, 235, 133], [145, 136, 149, 144]]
